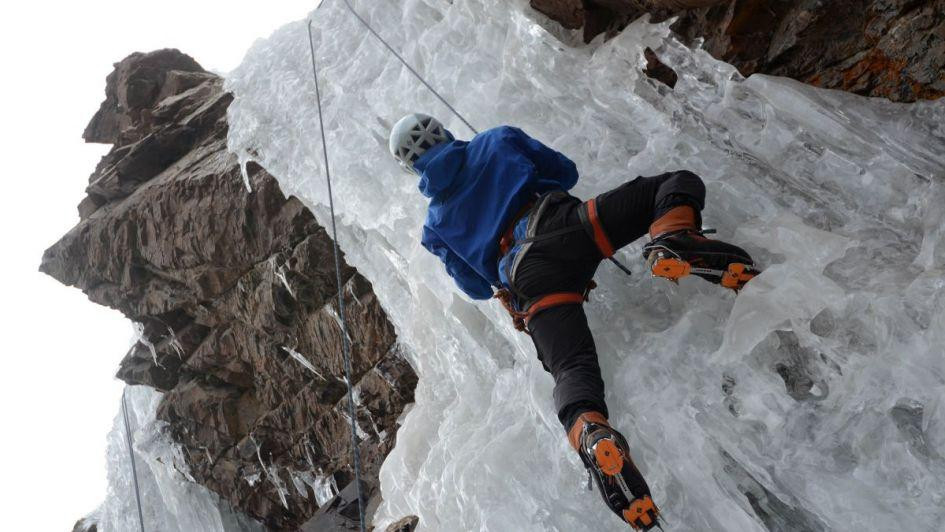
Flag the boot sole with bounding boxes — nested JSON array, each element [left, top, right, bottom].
[[649, 256, 757, 291], [593, 439, 661, 530]]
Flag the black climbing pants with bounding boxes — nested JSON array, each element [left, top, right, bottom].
[[512, 171, 706, 432]]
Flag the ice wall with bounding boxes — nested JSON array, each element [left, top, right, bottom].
[[90, 386, 263, 532], [225, 1, 945, 530]]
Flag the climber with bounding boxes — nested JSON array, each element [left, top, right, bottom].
[[389, 113, 758, 530]]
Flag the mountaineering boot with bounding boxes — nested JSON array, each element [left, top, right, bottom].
[[569, 412, 661, 530], [642, 206, 758, 291]]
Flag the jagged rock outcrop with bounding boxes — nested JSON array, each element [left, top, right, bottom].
[[42, 49, 417, 530], [530, 0, 722, 41], [384, 515, 420, 532], [531, 0, 945, 102], [83, 49, 207, 144], [71, 517, 97, 532]]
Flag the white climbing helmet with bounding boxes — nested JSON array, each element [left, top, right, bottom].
[[389, 113, 453, 174]]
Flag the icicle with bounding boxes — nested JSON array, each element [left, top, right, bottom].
[[323, 304, 353, 346], [238, 151, 254, 193], [251, 434, 289, 510], [132, 322, 160, 367], [166, 326, 185, 359], [282, 346, 326, 380]]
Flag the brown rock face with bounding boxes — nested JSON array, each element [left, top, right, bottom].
[[530, 0, 724, 42], [385, 515, 420, 532], [42, 49, 417, 530], [643, 46, 679, 87], [531, 0, 651, 41], [671, 0, 945, 102], [83, 49, 207, 144], [532, 0, 945, 102], [532, 0, 588, 29]]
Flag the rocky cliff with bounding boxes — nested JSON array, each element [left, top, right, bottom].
[[42, 49, 417, 531], [531, 0, 945, 102]]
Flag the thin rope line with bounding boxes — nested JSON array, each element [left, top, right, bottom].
[[307, 20, 367, 532], [121, 388, 146, 532], [339, 0, 479, 135]]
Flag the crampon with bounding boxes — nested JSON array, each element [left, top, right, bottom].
[[643, 229, 759, 292], [577, 420, 663, 530]]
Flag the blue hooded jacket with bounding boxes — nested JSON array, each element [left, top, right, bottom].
[[415, 126, 579, 300]]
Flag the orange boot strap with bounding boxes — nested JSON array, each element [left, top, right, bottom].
[[567, 411, 609, 451], [649, 205, 697, 239]]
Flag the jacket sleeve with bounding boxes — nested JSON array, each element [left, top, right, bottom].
[[508, 127, 579, 190], [421, 226, 495, 300]]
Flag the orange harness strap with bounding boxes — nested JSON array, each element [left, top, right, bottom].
[[494, 282, 596, 333], [495, 194, 600, 334], [586, 197, 614, 258], [526, 292, 586, 323]]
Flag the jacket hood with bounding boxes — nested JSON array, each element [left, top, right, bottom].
[[416, 140, 467, 199]]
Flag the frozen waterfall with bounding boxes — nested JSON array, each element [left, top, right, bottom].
[[226, 0, 945, 530]]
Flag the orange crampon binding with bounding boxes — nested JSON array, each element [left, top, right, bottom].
[[571, 413, 664, 530], [646, 249, 759, 292], [643, 206, 759, 292], [624, 496, 660, 530], [592, 439, 662, 529], [720, 262, 756, 290]]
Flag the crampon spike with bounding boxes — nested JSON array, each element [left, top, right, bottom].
[[622, 495, 660, 530], [720, 262, 757, 291]]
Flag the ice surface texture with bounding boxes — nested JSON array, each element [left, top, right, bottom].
[[94, 386, 263, 532], [226, 1, 945, 530]]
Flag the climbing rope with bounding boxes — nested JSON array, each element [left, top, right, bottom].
[[339, 0, 479, 135], [306, 19, 367, 532], [121, 388, 146, 532]]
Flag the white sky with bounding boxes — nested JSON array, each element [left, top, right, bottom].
[[0, 1, 314, 529]]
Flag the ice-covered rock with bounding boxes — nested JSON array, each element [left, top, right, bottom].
[[88, 386, 263, 532], [44, 48, 418, 529], [534, 0, 945, 103], [226, 0, 945, 530]]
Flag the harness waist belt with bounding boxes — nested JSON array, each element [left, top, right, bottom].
[[494, 285, 594, 333], [493, 191, 596, 334], [524, 292, 587, 326]]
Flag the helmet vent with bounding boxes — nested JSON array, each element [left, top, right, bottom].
[[389, 113, 453, 173]]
